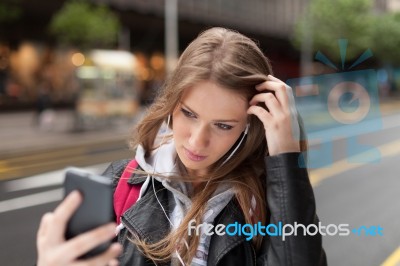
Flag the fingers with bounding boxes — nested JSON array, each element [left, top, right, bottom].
[[62, 223, 117, 261], [36, 191, 121, 266], [37, 212, 54, 251], [249, 93, 281, 116], [107, 258, 120, 266], [37, 212, 52, 239], [247, 105, 272, 127], [254, 75, 290, 109], [37, 219, 120, 266], [265, 74, 283, 83], [260, 76, 300, 141], [73, 243, 122, 266], [49, 190, 82, 240], [248, 76, 284, 126], [37, 191, 82, 249], [54, 190, 82, 225], [248, 75, 301, 155]]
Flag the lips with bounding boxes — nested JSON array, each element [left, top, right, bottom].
[[184, 147, 207, 162]]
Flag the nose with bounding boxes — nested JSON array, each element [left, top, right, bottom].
[[188, 124, 210, 150]]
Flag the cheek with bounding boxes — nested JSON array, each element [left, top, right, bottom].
[[172, 115, 188, 140], [218, 136, 238, 152]]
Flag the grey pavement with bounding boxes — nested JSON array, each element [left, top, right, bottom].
[[0, 109, 143, 157]]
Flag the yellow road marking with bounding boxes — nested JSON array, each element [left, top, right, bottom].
[[309, 138, 400, 187], [0, 139, 128, 180], [381, 247, 400, 266], [0, 149, 132, 181], [0, 161, 11, 174], [1, 139, 124, 164], [3, 147, 86, 164]]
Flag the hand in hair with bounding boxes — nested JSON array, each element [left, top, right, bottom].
[[36, 191, 122, 266], [248, 75, 301, 156]]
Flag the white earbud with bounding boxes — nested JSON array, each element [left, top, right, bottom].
[[167, 114, 171, 126], [244, 123, 250, 135]]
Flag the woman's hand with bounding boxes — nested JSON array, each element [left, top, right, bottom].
[[248, 75, 301, 156], [36, 191, 122, 266]]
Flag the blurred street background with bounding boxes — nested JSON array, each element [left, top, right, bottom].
[[1, 0, 400, 265]]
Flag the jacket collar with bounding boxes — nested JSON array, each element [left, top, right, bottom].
[[127, 165, 147, 185], [121, 179, 171, 244]]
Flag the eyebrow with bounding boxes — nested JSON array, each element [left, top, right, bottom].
[[180, 102, 240, 123]]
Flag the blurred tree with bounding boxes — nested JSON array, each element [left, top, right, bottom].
[[370, 12, 400, 65], [0, 0, 22, 41], [0, 1, 21, 24], [49, 0, 120, 49], [294, 0, 374, 62]]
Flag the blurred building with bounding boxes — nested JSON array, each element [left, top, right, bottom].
[[385, 0, 400, 11], [100, 0, 308, 39], [1, 0, 396, 110], [100, 0, 311, 79], [1, 0, 309, 110]]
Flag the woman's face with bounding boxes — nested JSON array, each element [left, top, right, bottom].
[[172, 80, 248, 176]]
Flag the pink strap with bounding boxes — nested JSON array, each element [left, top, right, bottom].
[[113, 160, 141, 224]]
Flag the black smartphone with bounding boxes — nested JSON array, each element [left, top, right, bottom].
[[64, 167, 114, 258]]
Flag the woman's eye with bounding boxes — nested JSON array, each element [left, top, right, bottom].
[[181, 108, 196, 118], [216, 123, 233, 130]]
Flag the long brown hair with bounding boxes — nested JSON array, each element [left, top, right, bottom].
[[129, 27, 306, 265]]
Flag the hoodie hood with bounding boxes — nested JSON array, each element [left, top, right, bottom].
[[135, 136, 193, 212]]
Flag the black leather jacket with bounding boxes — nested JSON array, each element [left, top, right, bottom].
[[103, 152, 327, 266]]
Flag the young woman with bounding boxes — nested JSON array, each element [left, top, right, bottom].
[[37, 27, 327, 266]]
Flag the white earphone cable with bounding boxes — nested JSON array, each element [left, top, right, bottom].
[[151, 115, 188, 266]]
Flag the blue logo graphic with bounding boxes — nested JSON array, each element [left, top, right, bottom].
[[287, 39, 382, 168], [351, 225, 384, 236]]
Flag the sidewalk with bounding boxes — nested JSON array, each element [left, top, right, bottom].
[[0, 109, 140, 158]]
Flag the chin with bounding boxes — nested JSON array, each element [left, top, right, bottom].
[[180, 158, 209, 175]]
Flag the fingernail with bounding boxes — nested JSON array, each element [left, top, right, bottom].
[[108, 258, 120, 266], [111, 243, 122, 253], [69, 190, 80, 198]]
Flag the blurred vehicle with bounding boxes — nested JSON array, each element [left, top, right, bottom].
[[75, 50, 139, 129]]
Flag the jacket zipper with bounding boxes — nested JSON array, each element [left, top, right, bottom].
[[251, 244, 257, 265]]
